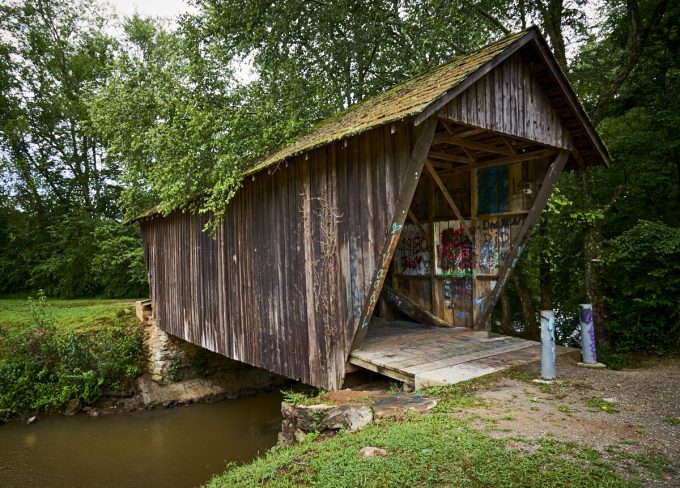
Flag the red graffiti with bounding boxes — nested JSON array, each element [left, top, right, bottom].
[[438, 227, 473, 274]]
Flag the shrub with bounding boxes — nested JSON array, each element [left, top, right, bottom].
[[604, 221, 680, 354], [0, 295, 144, 420]]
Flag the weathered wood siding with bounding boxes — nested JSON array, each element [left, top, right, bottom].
[[142, 122, 416, 390], [443, 53, 571, 149]]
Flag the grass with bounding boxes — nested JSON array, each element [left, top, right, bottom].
[[586, 397, 620, 414], [206, 412, 660, 488], [0, 297, 141, 332], [662, 417, 680, 426]]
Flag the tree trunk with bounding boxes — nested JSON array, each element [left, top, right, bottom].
[[513, 266, 540, 340], [538, 220, 554, 310], [500, 289, 514, 335]]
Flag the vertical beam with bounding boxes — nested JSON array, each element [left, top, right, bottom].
[[428, 178, 436, 319], [350, 117, 439, 351], [470, 166, 479, 328], [474, 150, 570, 334], [424, 160, 474, 242]]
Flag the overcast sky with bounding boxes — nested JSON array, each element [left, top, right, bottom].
[[102, 0, 196, 19]]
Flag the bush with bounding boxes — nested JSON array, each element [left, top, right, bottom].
[[0, 294, 144, 420], [604, 221, 680, 354]]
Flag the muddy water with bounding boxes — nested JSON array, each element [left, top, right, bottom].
[[0, 391, 282, 488]]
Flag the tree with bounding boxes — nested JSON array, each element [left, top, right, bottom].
[[0, 0, 146, 298]]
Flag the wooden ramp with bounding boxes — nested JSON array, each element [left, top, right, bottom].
[[349, 319, 577, 389]]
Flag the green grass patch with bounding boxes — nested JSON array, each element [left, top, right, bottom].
[[206, 413, 647, 488], [662, 416, 680, 426], [586, 397, 620, 414], [423, 376, 497, 413], [0, 297, 140, 332]]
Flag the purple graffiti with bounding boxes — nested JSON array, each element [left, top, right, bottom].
[[579, 307, 593, 325]]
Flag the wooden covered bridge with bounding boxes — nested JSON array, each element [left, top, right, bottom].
[[136, 27, 609, 390]]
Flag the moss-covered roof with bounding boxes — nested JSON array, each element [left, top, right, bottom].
[[244, 28, 530, 176]]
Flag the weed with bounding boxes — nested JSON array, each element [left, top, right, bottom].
[[586, 397, 620, 413], [555, 404, 572, 414], [281, 388, 325, 406], [662, 416, 680, 426]]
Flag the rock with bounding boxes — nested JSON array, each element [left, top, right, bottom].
[[64, 398, 82, 416], [294, 404, 334, 431], [26, 416, 37, 425], [319, 405, 373, 433], [359, 446, 387, 459], [89, 410, 100, 417], [372, 394, 437, 418]]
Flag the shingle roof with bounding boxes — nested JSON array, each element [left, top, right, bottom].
[[244, 28, 530, 176]]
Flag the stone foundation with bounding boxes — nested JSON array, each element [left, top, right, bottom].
[[136, 300, 288, 405]]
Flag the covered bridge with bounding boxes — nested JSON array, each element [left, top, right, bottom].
[[136, 27, 609, 390]]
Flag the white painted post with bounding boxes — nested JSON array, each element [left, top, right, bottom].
[[579, 304, 597, 364], [540, 310, 556, 380]]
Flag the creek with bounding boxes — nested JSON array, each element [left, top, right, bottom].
[[0, 391, 282, 488]]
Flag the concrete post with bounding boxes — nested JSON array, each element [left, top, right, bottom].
[[540, 310, 556, 380], [579, 304, 597, 364]]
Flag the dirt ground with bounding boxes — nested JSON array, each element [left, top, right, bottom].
[[456, 355, 680, 487]]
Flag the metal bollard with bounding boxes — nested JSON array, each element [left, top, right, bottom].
[[540, 310, 556, 380], [579, 304, 597, 364]]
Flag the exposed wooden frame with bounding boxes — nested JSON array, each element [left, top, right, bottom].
[[445, 149, 556, 174], [424, 159, 474, 242], [433, 134, 513, 156], [428, 151, 474, 165], [350, 116, 439, 352], [473, 150, 570, 333]]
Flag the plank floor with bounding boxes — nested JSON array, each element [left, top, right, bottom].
[[349, 319, 577, 389]]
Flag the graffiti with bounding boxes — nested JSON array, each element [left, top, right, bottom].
[[438, 227, 473, 276], [480, 238, 500, 273], [443, 279, 454, 300], [579, 305, 597, 363], [395, 224, 431, 276], [481, 217, 522, 230]]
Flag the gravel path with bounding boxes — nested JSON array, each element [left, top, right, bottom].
[[456, 356, 680, 486]]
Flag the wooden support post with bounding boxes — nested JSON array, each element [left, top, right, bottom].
[[470, 165, 478, 328], [350, 117, 438, 352], [424, 159, 473, 242], [474, 150, 570, 334], [427, 178, 437, 319]]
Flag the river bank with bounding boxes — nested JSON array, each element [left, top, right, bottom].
[[207, 356, 679, 487]]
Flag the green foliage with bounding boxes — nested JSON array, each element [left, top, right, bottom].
[[604, 221, 680, 354], [0, 296, 143, 420]]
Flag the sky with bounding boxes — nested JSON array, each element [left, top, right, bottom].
[[102, 0, 196, 19]]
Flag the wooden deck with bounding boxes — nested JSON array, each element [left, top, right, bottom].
[[349, 319, 577, 389]]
